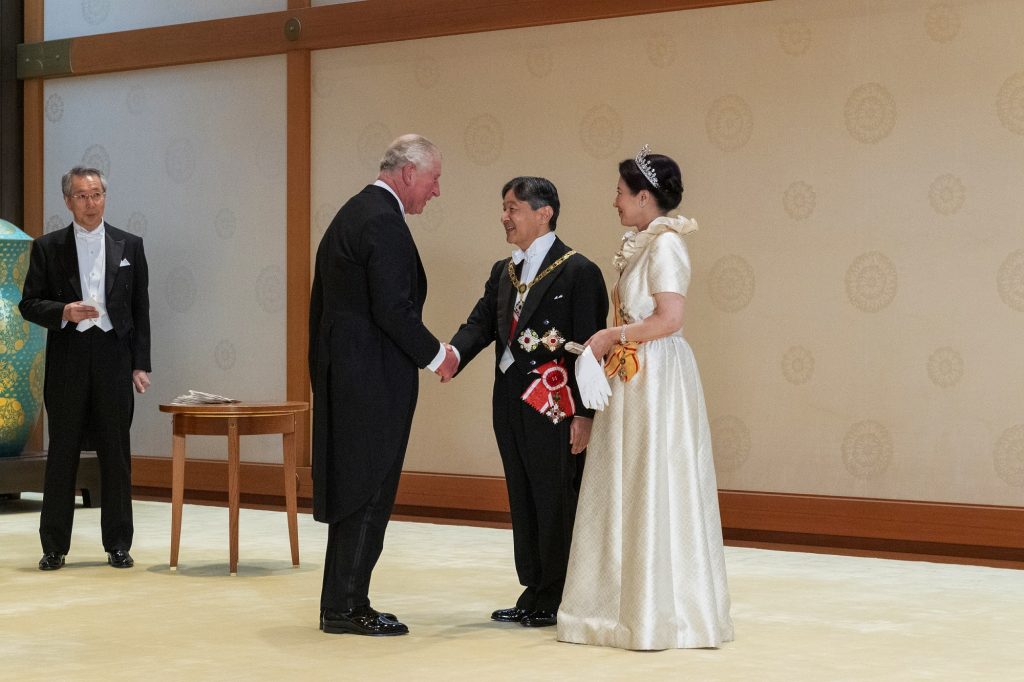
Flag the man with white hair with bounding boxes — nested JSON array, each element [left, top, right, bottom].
[[309, 134, 456, 636]]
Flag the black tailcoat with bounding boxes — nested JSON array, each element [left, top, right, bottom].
[[308, 185, 439, 524], [451, 237, 608, 414], [451, 235, 609, 611], [19, 223, 150, 554], [20, 224, 151, 371]]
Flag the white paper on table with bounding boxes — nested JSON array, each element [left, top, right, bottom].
[[169, 389, 239, 405], [574, 346, 611, 410]]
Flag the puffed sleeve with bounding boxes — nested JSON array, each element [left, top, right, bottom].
[[646, 231, 691, 296]]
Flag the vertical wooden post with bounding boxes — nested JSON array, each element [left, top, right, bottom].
[[286, 1, 312, 467], [23, 0, 44, 451], [22, 0, 43, 238]]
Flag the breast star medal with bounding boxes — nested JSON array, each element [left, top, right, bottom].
[[517, 328, 540, 352], [540, 328, 566, 353]]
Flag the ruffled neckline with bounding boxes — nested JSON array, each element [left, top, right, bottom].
[[613, 215, 698, 271]]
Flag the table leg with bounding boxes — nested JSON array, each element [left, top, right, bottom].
[[170, 425, 186, 571], [283, 428, 299, 567], [228, 417, 240, 576]]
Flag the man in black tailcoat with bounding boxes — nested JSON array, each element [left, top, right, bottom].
[[309, 134, 457, 636], [20, 166, 151, 571], [450, 176, 609, 627]]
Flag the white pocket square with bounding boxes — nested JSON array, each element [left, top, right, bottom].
[[553, 294, 564, 300], [119, 258, 130, 267]]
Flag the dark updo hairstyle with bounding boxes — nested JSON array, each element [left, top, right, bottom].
[[618, 153, 683, 212]]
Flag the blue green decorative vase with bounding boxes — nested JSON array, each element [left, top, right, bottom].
[[0, 219, 46, 457]]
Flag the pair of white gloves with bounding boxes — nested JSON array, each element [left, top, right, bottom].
[[574, 346, 612, 411]]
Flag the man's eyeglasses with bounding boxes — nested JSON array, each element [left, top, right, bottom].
[[70, 192, 106, 203]]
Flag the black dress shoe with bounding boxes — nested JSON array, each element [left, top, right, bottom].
[[321, 606, 409, 636], [107, 550, 134, 568], [491, 607, 531, 623], [521, 610, 557, 627], [38, 552, 66, 571], [320, 606, 397, 631]]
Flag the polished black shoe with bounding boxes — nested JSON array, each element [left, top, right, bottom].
[[38, 552, 66, 571], [107, 550, 134, 569], [321, 606, 409, 636], [319, 606, 397, 631], [521, 610, 557, 627], [490, 607, 531, 623]]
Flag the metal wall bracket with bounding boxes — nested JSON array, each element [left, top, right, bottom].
[[284, 17, 301, 42], [17, 39, 73, 80]]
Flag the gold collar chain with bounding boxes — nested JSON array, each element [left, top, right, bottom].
[[508, 250, 576, 295]]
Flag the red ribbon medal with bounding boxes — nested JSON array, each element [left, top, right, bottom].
[[521, 359, 576, 424]]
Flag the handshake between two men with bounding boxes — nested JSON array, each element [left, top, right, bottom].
[[434, 343, 459, 383], [309, 139, 609, 639]]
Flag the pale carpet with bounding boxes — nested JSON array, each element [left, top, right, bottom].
[[1, 495, 1021, 681]]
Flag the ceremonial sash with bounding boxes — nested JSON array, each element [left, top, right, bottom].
[[604, 342, 640, 382], [604, 279, 641, 382]]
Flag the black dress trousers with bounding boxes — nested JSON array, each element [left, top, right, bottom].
[[320, 450, 405, 612], [492, 366, 581, 613], [40, 326, 134, 555]]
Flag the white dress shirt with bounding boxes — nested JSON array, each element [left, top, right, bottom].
[[71, 220, 113, 332], [499, 231, 557, 373]]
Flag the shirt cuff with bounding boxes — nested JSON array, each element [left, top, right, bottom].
[[425, 342, 447, 372]]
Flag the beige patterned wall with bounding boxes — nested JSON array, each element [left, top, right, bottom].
[[312, 0, 1024, 506]]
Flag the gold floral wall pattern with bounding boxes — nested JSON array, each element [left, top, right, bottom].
[[295, 0, 1024, 504]]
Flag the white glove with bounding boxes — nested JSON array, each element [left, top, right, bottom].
[[574, 346, 612, 410]]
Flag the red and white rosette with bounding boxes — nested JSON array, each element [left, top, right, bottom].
[[521, 359, 576, 424]]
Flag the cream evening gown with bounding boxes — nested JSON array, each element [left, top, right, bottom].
[[557, 216, 734, 651]]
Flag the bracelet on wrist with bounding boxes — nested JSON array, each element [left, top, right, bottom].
[[620, 324, 628, 344]]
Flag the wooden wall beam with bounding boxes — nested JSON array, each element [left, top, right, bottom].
[[286, 0, 312, 467], [53, 0, 768, 78]]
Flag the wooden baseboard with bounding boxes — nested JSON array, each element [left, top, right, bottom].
[[718, 490, 1024, 567], [131, 456, 1024, 567]]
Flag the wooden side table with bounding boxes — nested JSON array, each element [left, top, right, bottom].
[[158, 401, 309, 575]]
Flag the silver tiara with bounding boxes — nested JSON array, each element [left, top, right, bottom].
[[634, 144, 659, 189]]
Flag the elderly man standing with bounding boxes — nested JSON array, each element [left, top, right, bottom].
[[20, 166, 151, 571], [309, 134, 456, 636]]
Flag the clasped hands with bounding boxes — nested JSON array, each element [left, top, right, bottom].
[[435, 343, 459, 383]]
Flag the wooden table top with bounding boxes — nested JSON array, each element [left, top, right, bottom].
[[158, 400, 309, 416]]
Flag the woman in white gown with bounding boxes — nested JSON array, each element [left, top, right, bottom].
[[557, 147, 733, 651]]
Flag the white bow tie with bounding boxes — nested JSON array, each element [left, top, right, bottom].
[[511, 250, 527, 265], [75, 228, 104, 242]]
